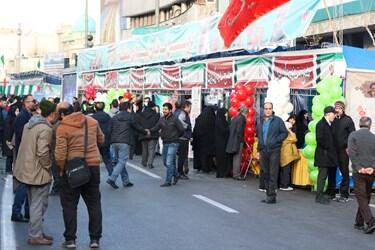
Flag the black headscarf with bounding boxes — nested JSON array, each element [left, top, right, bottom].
[[296, 110, 309, 148]]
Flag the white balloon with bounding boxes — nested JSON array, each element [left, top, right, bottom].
[[284, 102, 294, 113]]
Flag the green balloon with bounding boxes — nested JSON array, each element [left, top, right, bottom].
[[305, 132, 316, 146], [327, 76, 342, 87], [303, 145, 316, 159], [312, 112, 322, 121], [330, 86, 342, 99], [308, 120, 318, 133], [312, 102, 324, 117], [307, 160, 317, 172], [320, 93, 331, 105], [309, 170, 319, 183], [316, 82, 328, 94]]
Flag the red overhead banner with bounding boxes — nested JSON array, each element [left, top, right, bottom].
[[218, 0, 290, 48]]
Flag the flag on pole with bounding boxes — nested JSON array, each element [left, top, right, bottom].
[[218, 0, 290, 48]]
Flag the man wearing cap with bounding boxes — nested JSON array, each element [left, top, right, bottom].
[[13, 100, 57, 245], [333, 101, 355, 202], [348, 116, 375, 234], [314, 106, 338, 204], [256, 102, 288, 204], [92, 96, 112, 176], [226, 105, 248, 180]]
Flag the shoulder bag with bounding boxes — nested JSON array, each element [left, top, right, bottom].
[[65, 118, 91, 188]]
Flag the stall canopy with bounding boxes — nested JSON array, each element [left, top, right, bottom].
[[343, 46, 375, 71]]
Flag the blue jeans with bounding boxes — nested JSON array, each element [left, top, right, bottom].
[[162, 143, 179, 184], [108, 143, 130, 185], [12, 183, 29, 216]]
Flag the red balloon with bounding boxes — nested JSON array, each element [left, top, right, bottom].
[[229, 107, 238, 117], [248, 108, 256, 116], [230, 98, 240, 107], [235, 83, 244, 92], [243, 97, 254, 107], [245, 126, 255, 136], [246, 137, 255, 145], [245, 85, 255, 95], [230, 92, 237, 100], [246, 116, 254, 125], [237, 89, 246, 101]]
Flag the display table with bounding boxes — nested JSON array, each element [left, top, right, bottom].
[[291, 151, 312, 186]]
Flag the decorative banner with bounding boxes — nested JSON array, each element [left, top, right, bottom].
[[118, 70, 131, 89], [104, 71, 118, 89], [181, 64, 205, 89], [77, 0, 321, 73], [62, 73, 77, 103], [218, 0, 290, 47], [144, 67, 161, 89], [130, 69, 144, 89], [94, 74, 105, 88], [346, 70, 375, 133], [273, 55, 315, 89], [162, 66, 180, 89], [81, 73, 94, 88], [207, 61, 233, 89], [316, 53, 346, 82], [235, 57, 271, 87]]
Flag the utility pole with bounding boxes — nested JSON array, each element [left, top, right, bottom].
[[84, 0, 88, 48], [155, 0, 160, 27], [16, 23, 22, 73]]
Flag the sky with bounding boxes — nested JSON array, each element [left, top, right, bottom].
[[0, 0, 100, 33]]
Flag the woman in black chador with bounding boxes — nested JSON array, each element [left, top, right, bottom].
[[296, 110, 309, 149], [214, 108, 230, 178], [192, 106, 216, 173]]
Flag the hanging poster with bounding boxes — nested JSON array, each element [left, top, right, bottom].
[[181, 64, 205, 89], [207, 61, 233, 89], [104, 71, 118, 89], [144, 67, 161, 89], [235, 57, 271, 87], [273, 55, 315, 89], [62, 73, 77, 103], [162, 66, 180, 89], [130, 69, 144, 89], [118, 70, 131, 89]]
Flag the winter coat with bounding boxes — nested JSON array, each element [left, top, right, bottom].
[[136, 107, 160, 141], [14, 108, 32, 153], [55, 112, 105, 170], [108, 108, 119, 118], [150, 114, 185, 144], [280, 130, 300, 167], [257, 115, 288, 152], [314, 117, 338, 168], [175, 110, 193, 140], [109, 111, 145, 146], [226, 114, 246, 154], [13, 115, 53, 186], [348, 128, 375, 173], [332, 114, 355, 150], [91, 111, 111, 147]]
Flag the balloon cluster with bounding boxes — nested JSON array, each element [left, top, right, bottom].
[[229, 83, 256, 173], [303, 76, 345, 187], [105, 88, 125, 112], [84, 85, 97, 100], [265, 77, 293, 121], [123, 90, 135, 102]]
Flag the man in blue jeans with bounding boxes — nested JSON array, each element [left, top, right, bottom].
[[12, 95, 36, 222], [149, 103, 185, 187], [106, 102, 147, 189]]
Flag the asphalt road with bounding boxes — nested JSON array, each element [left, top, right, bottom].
[[0, 156, 374, 250]]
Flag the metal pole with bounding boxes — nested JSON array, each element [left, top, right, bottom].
[[84, 0, 88, 48], [16, 23, 22, 73], [155, 0, 160, 27]]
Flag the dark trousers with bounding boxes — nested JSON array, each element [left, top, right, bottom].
[[6, 155, 13, 173], [141, 140, 157, 168], [260, 149, 280, 199], [50, 160, 60, 193], [317, 167, 337, 195], [177, 139, 189, 175], [337, 149, 350, 198], [279, 164, 291, 188], [99, 146, 112, 176], [60, 166, 102, 241], [12, 182, 29, 216], [353, 172, 375, 225]]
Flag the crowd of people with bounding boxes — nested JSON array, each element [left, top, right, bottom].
[[1, 92, 374, 248]]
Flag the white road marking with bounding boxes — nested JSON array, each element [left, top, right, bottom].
[[127, 162, 162, 179], [1, 175, 16, 249], [193, 194, 239, 214], [370, 204, 375, 208]]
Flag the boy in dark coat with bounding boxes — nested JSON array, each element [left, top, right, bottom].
[[314, 106, 338, 205]]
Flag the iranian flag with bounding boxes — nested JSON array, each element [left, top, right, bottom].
[[218, 0, 290, 48]]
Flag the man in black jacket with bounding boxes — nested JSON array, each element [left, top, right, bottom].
[[149, 103, 185, 187], [106, 102, 147, 189], [333, 101, 355, 202], [256, 102, 288, 204], [314, 106, 338, 205], [137, 101, 160, 169], [348, 116, 375, 234], [92, 99, 112, 176]]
